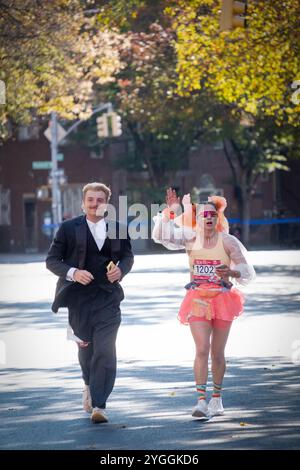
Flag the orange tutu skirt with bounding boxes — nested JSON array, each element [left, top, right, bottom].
[[178, 283, 245, 325]]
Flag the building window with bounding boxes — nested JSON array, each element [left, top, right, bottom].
[[62, 184, 83, 219], [17, 124, 39, 141], [0, 186, 11, 226], [193, 174, 224, 201]]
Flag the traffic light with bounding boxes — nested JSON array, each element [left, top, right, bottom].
[[97, 114, 109, 138], [220, 0, 247, 32], [110, 112, 122, 137]]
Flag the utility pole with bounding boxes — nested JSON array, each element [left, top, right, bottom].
[[46, 103, 116, 232], [50, 111, 62, 230]]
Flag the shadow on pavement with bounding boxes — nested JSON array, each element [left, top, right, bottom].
[[0, 357, 299, 450]]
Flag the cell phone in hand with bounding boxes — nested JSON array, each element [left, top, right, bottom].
[[107, 261, 116, 272]]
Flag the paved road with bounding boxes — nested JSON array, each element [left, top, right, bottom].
[[0, 251, 299, 450]]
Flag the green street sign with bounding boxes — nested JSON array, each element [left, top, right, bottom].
[[32, 154, 63, 170], [32, 161, 52, 170]]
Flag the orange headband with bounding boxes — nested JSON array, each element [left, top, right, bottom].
[[163, 196, 229, 233]]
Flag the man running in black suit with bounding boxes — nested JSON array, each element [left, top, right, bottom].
[[46, 182, 134, 423]]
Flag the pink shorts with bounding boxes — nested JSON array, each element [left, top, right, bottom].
[[188, 316, 232, 329]]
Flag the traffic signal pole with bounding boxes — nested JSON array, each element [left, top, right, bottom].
[[49, 102, 113, 232], [50, 111, 61, 230], [63, 102, 113, 141]]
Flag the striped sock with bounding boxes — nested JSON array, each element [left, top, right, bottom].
[[196, 383, 207, 401], [212, 382, 222, 398]]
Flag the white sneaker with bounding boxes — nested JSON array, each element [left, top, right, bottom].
[[82, 385, 92, 413], [91, 407, 108, 423], [208, 397, 224, 416], [192, 399, 209, 418]]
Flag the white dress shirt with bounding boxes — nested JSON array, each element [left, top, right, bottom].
[[66, 218, 107, 281], [86, 218, 107, 251]]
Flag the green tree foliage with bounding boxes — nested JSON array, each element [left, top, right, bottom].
[[165, 0, 300, 125], [113, 23, 209, 195], [0, 0, 129, 140], [94, 0, 300, 243], [1, 0, 299, 244]]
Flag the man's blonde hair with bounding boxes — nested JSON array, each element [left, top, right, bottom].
[[82, 182, 111, 201]]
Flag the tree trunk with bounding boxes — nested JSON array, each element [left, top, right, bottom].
[[128, 124, 160, 189], [240, 171, 251, 247], [241, 191, 251, 247], [223, 139, 253, 247]]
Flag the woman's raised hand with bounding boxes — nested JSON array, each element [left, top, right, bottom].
[[166, 187, 181, 213]]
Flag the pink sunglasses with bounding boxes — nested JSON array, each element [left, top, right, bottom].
[[199, 210, 217, 218]]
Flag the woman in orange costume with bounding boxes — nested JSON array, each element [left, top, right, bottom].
[[152, 188, 256, 418]]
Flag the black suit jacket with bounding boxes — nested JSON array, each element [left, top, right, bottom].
[[46, 215, 134, 313]]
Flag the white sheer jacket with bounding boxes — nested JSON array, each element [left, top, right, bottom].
[[152, 212, 256, 286]]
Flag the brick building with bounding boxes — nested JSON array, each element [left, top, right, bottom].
[[0, 126, 122, 252], [0, 126, 299, 252]]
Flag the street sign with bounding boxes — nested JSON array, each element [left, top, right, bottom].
[[43, 122, 67, 143], [48, 168, 67, 185], [32, 161, 52, 170], [32, 155, 63, 170], [49, 168, 65, 177]]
